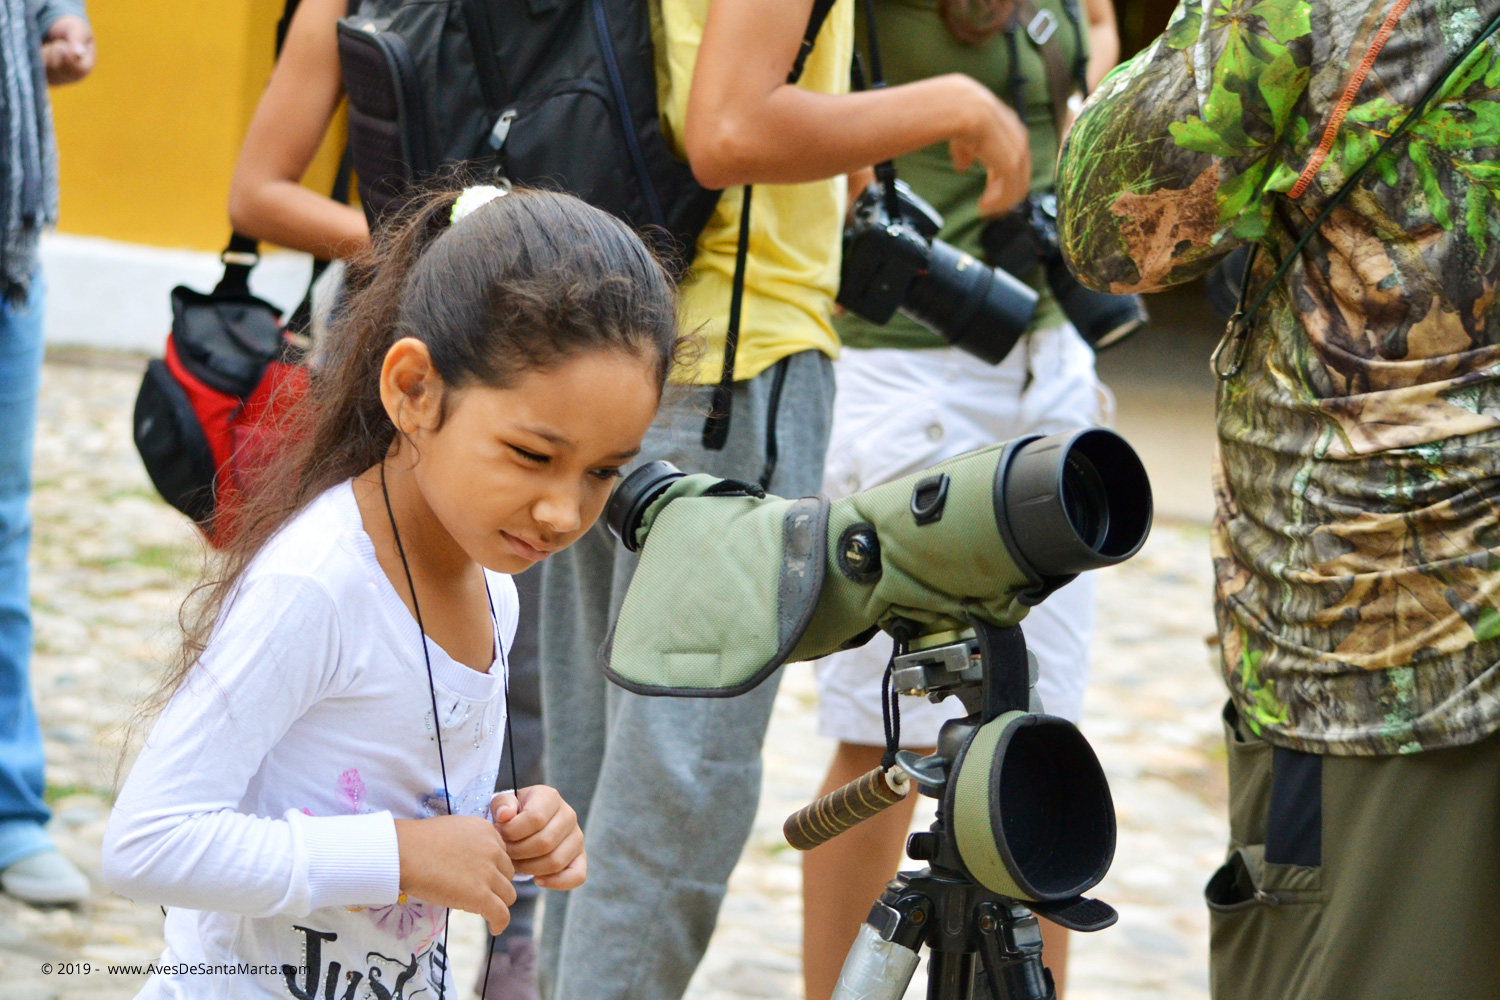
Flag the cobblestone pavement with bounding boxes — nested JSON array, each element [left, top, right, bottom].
[[3, 354, 1227, 1000]]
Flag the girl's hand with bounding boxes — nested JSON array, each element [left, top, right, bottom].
[[945, 75, 1032, 217], [393, 817, 517, 934], [491, 786, 587, 890]]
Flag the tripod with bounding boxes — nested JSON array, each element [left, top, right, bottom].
[[807, 621, 1117, 1000]]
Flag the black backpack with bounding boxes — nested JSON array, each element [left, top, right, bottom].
[[337, 0, 836, 447], [337, 0, 721, 276]]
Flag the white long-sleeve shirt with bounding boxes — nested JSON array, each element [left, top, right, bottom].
[[104, 481, 517, 999]]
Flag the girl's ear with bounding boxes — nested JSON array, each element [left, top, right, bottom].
[[380, 338, 444, 435]]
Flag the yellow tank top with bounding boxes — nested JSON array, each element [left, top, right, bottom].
[[651, 0, 853, 384]]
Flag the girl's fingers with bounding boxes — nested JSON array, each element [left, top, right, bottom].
[[489, 791, 520, 826], [504, 811, 577, 861], [534, 849, 588, 891], [493, 868, 519, 906], [514, 828, 585, 877], [482, 893, 512, 936], [499, 788, 573, 844]]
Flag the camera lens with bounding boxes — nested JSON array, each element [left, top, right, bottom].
[[605, 461, 684, 552], [1046, 257, 1150, 350], [995, 428, 1153, 579], [901, 240, 1039, 365]]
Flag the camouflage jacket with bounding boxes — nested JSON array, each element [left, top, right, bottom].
[[1057, 0, 1500, 754]]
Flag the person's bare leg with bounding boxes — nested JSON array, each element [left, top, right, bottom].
[[1041, 920, 1069, 998], [802, 741, 924, 1000]]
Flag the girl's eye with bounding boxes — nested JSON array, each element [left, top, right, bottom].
[[511, 445, 550, 464], [591, 467, 624, 482]]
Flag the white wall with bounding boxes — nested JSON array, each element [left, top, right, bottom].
[[39, 233, 317, 354]]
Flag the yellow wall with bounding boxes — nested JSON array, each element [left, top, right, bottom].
[[50, 0, 345, 252]]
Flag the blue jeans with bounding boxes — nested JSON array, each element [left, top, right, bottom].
[[0, 275, 51, 869]]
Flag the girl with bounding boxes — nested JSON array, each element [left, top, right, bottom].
[[103, 186, 679, 999]]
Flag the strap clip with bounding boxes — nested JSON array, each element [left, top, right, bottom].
[[1211, 312, 1252, 379], [1028, 9, 1058, 45]]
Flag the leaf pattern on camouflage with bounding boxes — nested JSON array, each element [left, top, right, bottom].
[[1060, 0, 1500, 753]]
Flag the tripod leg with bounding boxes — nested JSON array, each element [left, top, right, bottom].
[[926, 951, 977, 1000], [830, 922, 921, 1000], [974, 903, 1055, 1000]]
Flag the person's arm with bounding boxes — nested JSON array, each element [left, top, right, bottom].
[[102, 574, 399, 917], [685, 0, 1032, 216], [1056, 0, 1314, 293], [227, 0, 370, 259], [103, 571, 519, 932], [1082, 0, 1119, 92]]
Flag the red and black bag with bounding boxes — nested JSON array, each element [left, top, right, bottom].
[[132, 236, 310, 546]]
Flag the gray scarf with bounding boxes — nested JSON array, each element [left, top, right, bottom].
[[1, 0, 66, 304]]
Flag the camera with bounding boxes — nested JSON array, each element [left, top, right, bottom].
[[982, 192, 1149, 350], [838, 180, 1039, 365]]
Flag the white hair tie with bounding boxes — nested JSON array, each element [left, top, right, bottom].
[[450, 184, 508, 226]]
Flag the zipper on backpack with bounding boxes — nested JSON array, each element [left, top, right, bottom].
[[489, 109, 517, 151], [589, 0, 667, 228]]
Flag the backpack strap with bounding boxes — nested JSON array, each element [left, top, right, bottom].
[[218, 0, 355, 331], [702, 0, 842, 450], [213, 233, 261, 298]]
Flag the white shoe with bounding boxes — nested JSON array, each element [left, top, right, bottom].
[[1, 849, 90, 905]]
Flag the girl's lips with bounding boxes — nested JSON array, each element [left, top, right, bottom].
[[501, 531, 553, 562]]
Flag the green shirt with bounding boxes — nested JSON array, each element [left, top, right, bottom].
[[836, 0, 1084, 350], [1058, 0, 1500, 755]]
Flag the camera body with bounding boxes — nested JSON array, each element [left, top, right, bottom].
[[838, 180, 1039, 365], [983, 192, 1149, 350]]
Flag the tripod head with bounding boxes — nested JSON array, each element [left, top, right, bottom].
[[828, 621, 1118, 1000], [888, 621, 1115, 912]]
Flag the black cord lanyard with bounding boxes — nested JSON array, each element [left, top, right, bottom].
[[701, 0, 840, 452], [380, 463, 517, 1000], [1212, 6, 1500, 380]]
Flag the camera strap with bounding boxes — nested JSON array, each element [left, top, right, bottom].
[[1005, 0, 1077, 141], [702, 0, 840, 451], [1213, 3, 1500, 379]]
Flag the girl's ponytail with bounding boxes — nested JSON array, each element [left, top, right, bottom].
[[296, 192, 460, 497]]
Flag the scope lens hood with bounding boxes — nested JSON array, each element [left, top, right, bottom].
[[946, 711, 1116, 902], [606, 460, 685, 552], [994, 428, 1153, 580]]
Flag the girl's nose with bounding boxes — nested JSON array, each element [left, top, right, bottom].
[[533, 491, 583, 536]]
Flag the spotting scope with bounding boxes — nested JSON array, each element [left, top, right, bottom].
[[602, 428, 1152, 999], [604, 428, 1150, 697]]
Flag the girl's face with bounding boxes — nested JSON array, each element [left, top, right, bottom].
[[401, 348, 662, 574]]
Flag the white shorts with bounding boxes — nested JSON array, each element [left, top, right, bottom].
[[815, 326, 1110, 745]]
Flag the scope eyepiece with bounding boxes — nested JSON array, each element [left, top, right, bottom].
[[606, 461, 685, 552], [995, 428, 1153, 580]]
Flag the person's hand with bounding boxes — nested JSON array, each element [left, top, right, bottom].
[[945, 75, 1032, 217], [41, 15, 95, 86], [394, 816, 518, 935], [491, 786, 587, 890]]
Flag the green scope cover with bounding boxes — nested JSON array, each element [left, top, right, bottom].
[[604, 445, 1041, 697]]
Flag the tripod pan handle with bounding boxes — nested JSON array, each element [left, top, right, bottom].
[[785, 766, 910, 851]]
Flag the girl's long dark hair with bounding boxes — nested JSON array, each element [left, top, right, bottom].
[[139, 188, 679, 727]]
